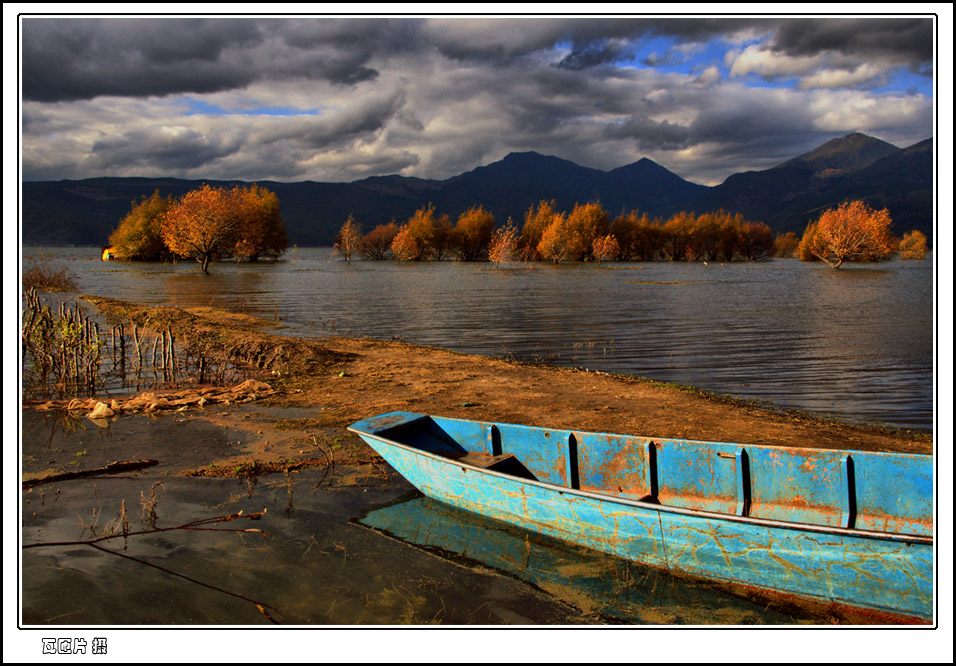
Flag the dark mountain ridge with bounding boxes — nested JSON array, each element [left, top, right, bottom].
[[21, 133, 932, 246]]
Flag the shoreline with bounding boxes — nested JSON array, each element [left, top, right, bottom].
[[50, 296, 933, 459]]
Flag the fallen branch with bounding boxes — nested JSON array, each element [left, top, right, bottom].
[[22, 459, 159, 489]]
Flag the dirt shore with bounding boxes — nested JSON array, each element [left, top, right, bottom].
[[62, 296, 931, 480]]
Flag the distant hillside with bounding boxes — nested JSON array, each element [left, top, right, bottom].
[[691, 133, 932, 238], [21, 133, 932, 246], [20, 153, 709, 246]]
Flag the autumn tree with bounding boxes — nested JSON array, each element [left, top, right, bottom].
[[488, 218, 519, 267], [565, 202, 610, 261], [798, 200, 896, 268], [391, 225, 422, 261], [453, 205, 495, 261], [520, 200, 558, 261], [714, 212, 744, 261], [772, 231, 801, 258], [430, 213, 455, 261], [108, 190, 175, 261], [591, 234, 620, 265], [661, 211, 695, 261], [403, 204, 439, 260], [360, 223, 400, 260], [737, 221, 775, 261], [899, 230, 928, 260], [335, 214, 363, 263], [611, 210, 660, 261], [537, 212, 572, 263], [161, 184, 288, 273], [162, 184, 243, 274], [231, 184, 288, 261]]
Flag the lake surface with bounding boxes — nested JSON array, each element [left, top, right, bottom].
[[22, 247, 935, 429]]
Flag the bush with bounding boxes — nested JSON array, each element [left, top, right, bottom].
[[899, 230, 928, 260]]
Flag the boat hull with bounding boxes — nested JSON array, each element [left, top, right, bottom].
[[350, 414, 933, 621]]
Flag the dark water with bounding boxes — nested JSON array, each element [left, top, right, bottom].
[[21, 409, 847, 626], [22, 247, 934, 429]]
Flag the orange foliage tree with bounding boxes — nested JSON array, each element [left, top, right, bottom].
[[772, 231, 801, 258], [537, 212, 573, 263], [231, 184, 288, 261], [161, 184, 288, 272], [335, 214, 363, 263], [519, 200, 558, 261], [453, 205, 495, 261], [611, 210, 661, 260], [360, 222, 400, 260], [108, 190, 175, 261], [162, 184, 243, 274], [798, 200, 896, 268], [565, 202, 610, 261], [591, 234, 620, 265], [488, 218, 519, 267], [391, 225, 422, 261], [737, 220, 775, 261], [899, 230, 928, 260]]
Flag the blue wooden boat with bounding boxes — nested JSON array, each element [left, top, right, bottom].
[[348, 412, 933, 622]]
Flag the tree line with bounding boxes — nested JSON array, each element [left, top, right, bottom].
[[337, 201, 787, 265], [107, 183, 928, 272], [340, 199, 928, 268]]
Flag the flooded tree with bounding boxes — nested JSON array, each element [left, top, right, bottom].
[[898, 230, 928, 260], [360, 223, 400, 260], [453, 205, 495, 261], [231, 184, 289, 261], [162, 184, 288, 273], [519, 200, 558, 261], [772, 231, 801, 258], [108, 190, 175, 261], [488, 218, 519, 267], [335, 214, 363, 263], [565, 202, 610, 261], [798, 200, 896, 268], [391, 225, 423, 261], [537, 212, 572, 263], [591, 234, 620, 265]]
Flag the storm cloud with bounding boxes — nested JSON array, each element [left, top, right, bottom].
[[18, 15, 936, 185]]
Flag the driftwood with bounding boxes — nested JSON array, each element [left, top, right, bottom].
[[24, 379, 279, 419], [22, 459, 159, 489]]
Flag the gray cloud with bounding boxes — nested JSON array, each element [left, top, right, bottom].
[[769, 18, 933, 69], [18, 16, 936, 185], [86, 125, 241, 172]]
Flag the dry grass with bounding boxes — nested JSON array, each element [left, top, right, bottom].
[[22, 265, 78, 292]]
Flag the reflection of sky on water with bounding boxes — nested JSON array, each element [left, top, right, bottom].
[[23, 247, 933, 428]]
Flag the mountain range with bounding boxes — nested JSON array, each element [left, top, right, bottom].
[[20, 132, 932, 247]]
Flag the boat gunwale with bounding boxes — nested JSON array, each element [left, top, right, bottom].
[[348, 422, 934, 546]]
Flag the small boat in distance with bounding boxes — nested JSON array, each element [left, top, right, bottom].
[[349, 411, 933, 622]]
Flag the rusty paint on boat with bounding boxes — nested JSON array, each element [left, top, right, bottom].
[[348, 411, 933, 621]]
